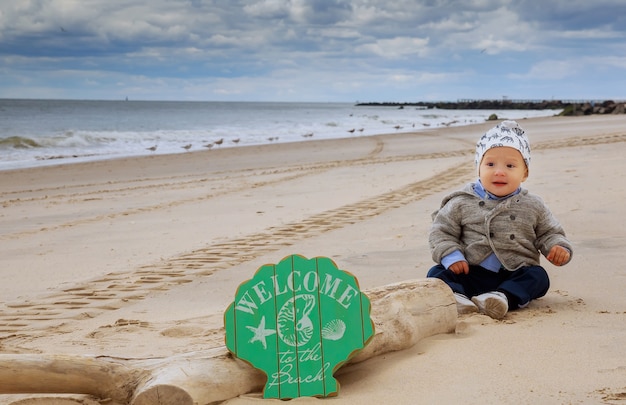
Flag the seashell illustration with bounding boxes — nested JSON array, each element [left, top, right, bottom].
[[321, 319, 346, 341], [277, 294, 316, 347]]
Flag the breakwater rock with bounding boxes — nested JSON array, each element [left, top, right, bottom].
[[356, 100, 626, 116]]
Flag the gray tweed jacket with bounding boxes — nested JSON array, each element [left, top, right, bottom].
[[429, 183, 573, 270]]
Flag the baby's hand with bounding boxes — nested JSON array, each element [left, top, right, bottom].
[[449, 260, 469, 275], [547, 245, 570, 266]]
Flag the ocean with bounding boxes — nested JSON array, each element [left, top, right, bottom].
[[0, 99, 560, 171]]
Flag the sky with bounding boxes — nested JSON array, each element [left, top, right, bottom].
[[1, 0, 625, 102]]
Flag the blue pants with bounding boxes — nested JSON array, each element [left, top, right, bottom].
[[427, 264, 550, 309]]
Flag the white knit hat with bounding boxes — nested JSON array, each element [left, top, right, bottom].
[[475, 120, 531, 168]]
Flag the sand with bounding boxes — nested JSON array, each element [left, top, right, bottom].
[[1, 114, 626, 404]]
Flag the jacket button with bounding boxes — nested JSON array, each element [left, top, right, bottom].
[[510, 234, 515, 240], [489, 232, 494, 237], [479, 201, 485, 206], [510, 215, 516, 220]]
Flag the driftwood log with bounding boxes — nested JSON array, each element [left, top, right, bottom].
[[0, 278, 456, 404]]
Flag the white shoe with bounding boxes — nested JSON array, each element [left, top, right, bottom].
[[472, 291, 508, 319], [454, 293, 478, 314]]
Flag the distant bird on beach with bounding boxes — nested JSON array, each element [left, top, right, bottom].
[[214, 138, 224, 146], [358, 128, 364, 132], [394, 125, 402, 130], [232, 138, 240, 144], [302, 132, 314, 138], [146, 145, 157, 152], [203, 143, 214, 150], [347, 128, 355, 133], [182, 144, 192, 151]]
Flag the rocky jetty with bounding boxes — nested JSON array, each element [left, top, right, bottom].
[[356, 99, 626, 116], [559, 100, 625, 116]]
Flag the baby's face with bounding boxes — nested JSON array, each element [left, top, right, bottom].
[[479, 147, 528, 197]]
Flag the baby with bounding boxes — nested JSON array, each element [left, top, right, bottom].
[[427, 120, 572, 319]]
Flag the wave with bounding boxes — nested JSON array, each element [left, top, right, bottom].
[[1, 132, 118, 150], [0, 136, 42, 149]]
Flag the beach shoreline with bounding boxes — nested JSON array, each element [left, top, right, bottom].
[[2, 114, 626, 404], [0, 99, 561, 173]]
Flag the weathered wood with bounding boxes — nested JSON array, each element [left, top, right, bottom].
[[0, 354, 145, 403], [0, 278, 456, 405], [131, 348, 264, 405], [352, 278, 457, 363]]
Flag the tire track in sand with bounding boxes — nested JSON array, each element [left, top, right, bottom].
[[0, 138, 387, 241], [0, 162, 474, 340], [1, 137, 386, 207]]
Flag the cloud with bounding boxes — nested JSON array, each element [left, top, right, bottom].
[[509, 60, 580, 81], [356, 37, 430, 59], [0, 0, 625, 101]]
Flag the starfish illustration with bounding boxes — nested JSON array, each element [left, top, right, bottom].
[[246, 316, 276, 349]]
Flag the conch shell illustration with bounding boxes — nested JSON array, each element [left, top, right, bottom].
[[277, 294, 316, 347]]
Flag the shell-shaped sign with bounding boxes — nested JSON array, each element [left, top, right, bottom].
[[224, 254, 375, 399]]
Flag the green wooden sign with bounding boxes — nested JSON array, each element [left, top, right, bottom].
[[224, 254, 375, 399]]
